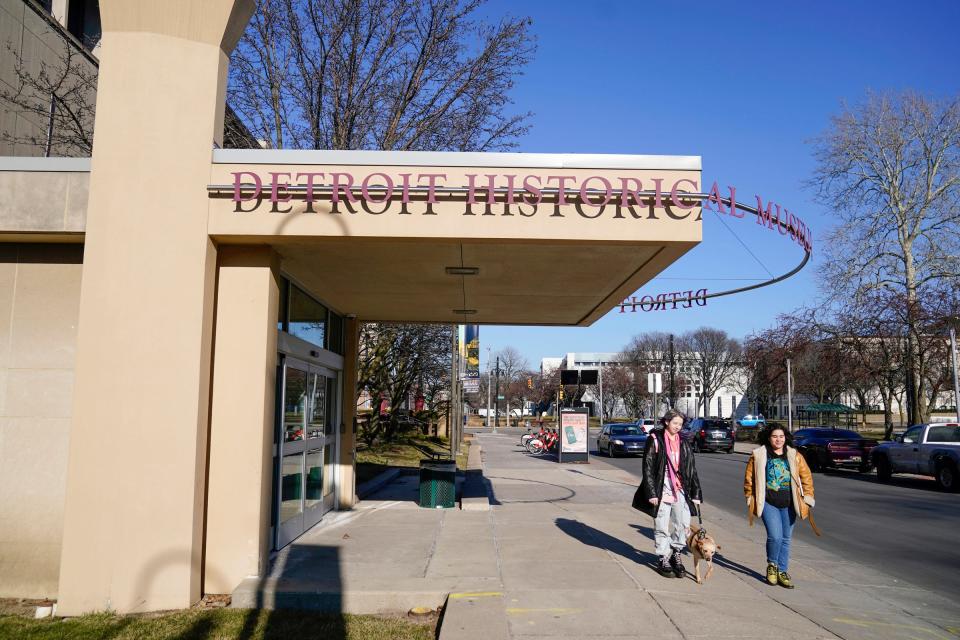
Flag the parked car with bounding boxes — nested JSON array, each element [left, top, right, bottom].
[[737, 414, 766, 428], [640, 418, 656, 433], [597, 423, 647, 457], [793, 427, 877, 472], [682, 418, 735, 453], [872, 423, 960, 491]]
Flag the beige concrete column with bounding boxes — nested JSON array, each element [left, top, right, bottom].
[[57, 1, 254, 614], [338, 317, 360, 509], [203, 247, 280, 595]]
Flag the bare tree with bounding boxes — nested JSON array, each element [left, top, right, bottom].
[[594, 364, 632, 421], [494, 346, 529, 385], [680, 328, 742, 418], [229, 0, 535, 151], [1, 27, 97, 156], [357, 322, 452, 442], [810, 91, 960, 423]]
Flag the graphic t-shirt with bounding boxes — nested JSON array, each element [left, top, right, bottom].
[[765, 450, 792, 509]]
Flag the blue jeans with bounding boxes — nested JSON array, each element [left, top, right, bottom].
[[760, 505, 796, 572]]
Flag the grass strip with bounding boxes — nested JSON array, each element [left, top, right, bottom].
[[0, 608, 434, 640]]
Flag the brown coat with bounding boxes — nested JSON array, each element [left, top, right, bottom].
[[743, 445, 815, 526]]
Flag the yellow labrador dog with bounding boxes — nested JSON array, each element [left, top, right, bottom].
[[686, 524, 721, 584]]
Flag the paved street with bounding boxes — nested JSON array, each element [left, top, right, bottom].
[[575, 426, 960, 596], [478, 425, 960, 596]]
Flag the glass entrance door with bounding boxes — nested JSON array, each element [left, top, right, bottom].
[[277, 358, 339, 548]]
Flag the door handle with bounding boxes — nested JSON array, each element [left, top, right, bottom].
[[913, 448, 919, 452]]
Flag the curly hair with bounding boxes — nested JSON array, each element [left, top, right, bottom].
[[757, 424, 793, 449]]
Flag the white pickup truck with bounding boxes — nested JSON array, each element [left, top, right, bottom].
[[872, 422, 960, 492]]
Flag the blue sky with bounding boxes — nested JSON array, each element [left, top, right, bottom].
[[476, 0, 960, 371]]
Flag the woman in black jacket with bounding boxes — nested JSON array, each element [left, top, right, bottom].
[[637, 409, 702, 578]]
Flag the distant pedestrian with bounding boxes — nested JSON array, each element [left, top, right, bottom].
[[744, 424, 817, 589], [635, 409, 702, 578]]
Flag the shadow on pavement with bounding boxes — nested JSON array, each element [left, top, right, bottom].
[[485, 475, 576, 504], [557, 518, 657, 568], [709, 553, 767, 584], [565, 468, 640, 487]]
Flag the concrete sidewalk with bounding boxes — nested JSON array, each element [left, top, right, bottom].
[[237, 433, 960, 639]]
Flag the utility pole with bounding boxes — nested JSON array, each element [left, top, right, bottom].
[[669, 333, 676, 409], [486, 347, 492, 428], [786, 358, 793, 433], [598, 364, 604, 424], [950, 329, 960, 419], [494, 356, 500, 431]]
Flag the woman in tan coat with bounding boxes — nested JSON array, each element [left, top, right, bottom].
[[744, 425, 816, 589]]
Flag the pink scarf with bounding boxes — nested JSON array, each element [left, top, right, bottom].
[[664, 432, 684, 502]]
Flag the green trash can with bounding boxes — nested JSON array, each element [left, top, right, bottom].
[[419, 458, 456, 508]]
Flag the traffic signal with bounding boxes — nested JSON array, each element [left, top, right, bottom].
[[558, 389, 565, 400], [527, 377, 533, 389]]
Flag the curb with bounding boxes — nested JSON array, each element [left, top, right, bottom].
[[460, 443, 490, 511], [231, 581, 447, 614], [438, 592, 509, 640]]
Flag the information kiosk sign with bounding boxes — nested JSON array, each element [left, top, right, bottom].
[[559, 408, 589, 464]]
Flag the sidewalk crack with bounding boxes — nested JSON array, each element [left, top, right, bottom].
[[422, 510, 444, 578], [647, 591, 689, 640]]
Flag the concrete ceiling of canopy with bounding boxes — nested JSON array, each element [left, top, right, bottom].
[[272, 238, 695, 326]]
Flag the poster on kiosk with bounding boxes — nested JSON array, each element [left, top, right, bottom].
[[559, 408, 589, 463]]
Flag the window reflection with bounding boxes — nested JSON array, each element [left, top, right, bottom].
[[284, 367, 307, 442], [323, 445, 334, 497], [280, 454, 303, 524], [289, 285, 327, 348], [309, 373, 326, 439], [325, 375, 337, 436], [305, 449, 322, 508]]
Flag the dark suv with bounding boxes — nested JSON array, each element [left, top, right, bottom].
[[684, 418, 735, 453]]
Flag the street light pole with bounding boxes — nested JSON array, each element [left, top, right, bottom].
[[786, 358, 793, 433], [494, 356, 500, 431], [598, 364, 604, 424], [950, 329, 960, 419], [486, 347, 492, 428], [669, 333, 675, 409]]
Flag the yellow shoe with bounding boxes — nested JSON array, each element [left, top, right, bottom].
[[777, 571, 795, 589], [766, 562, 778, 585]]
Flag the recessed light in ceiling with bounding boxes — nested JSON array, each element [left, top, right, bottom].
[[445, 266, 480, 276]]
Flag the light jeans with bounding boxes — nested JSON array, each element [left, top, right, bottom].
[[654, 490, 690, 557], [760, 504, 796, 572]]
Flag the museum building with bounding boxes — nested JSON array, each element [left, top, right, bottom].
[[0, 0, 702, 614]]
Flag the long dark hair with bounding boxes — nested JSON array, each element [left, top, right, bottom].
[[758, 424, 793, 451]]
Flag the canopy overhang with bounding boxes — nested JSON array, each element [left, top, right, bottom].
[[207, 150, 703, 325]]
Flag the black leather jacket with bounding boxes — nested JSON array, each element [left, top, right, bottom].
[[636, 428, 702, 517]]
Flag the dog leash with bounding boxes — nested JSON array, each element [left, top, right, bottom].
[[695, 504, 707, 540]]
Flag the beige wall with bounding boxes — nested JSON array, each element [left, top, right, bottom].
[[204, 246, 279, 595], [56, 0, 255, 615], [0, 243, 82, 598], [0, 164, 89, 233], [338, 317, 359, 509]]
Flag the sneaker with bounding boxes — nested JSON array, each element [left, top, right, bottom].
[[777, 571, 795, 589], [657, 556, 675, 578], [766, 562, 778, 586], [669, 548, 686, 579]]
